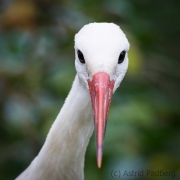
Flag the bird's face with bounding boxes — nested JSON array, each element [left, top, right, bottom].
[[74, 23, 130, 168]]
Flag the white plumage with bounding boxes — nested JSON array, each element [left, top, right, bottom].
[[16, 22, 130, 180]]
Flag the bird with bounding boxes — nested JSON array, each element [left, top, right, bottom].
[[15, 22, 130, 180]]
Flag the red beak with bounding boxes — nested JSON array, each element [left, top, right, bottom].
[[88, 72, 115, 168]]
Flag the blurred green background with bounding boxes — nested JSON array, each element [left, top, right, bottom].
[[0, 0, 180, 180]]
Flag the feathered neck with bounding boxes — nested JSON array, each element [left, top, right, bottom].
[[16, 75, 94, 180]]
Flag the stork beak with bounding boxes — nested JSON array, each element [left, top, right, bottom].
[[88, 72, 115, 168]]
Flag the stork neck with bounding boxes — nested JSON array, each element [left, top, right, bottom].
[[20, 75, 94, 180]]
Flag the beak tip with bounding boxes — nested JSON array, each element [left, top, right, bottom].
[[98, 163, 102, 169], [97, 146, 103, 168], [97, 157, 102, 168]]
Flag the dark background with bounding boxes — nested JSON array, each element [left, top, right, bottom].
[[0, 0, 180, 179]]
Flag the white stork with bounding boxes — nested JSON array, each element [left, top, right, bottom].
[[16, 22, 130, 180]]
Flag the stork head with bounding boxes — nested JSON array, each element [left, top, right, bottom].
[[74, 23, 130, 168]]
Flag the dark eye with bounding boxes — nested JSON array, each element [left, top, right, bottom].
[[77, 50, 85, 64], [118, 51, 126, 64]]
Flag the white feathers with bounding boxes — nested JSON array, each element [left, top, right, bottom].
[[75, 22, 130, 91], [16, 22, 130, 180], [16, 76, 93, 180]]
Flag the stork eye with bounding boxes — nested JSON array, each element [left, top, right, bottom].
[[77, 50, 85, 64], [118, 51, 126, 64]]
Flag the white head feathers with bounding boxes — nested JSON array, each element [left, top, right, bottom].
[[74, 22, 130, 91]]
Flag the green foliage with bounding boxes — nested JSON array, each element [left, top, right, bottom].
[[0, 0, 180, 180]]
